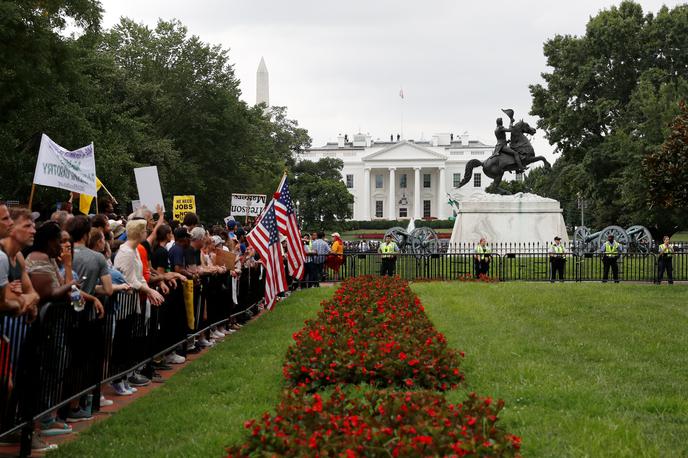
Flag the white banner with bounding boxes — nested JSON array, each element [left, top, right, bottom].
[[32, 134, 97, 195], [231, 193, 266, 217], [134, 166, 165, 212]]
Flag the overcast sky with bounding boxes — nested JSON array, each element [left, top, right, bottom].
[[100, 1, 683, 162]]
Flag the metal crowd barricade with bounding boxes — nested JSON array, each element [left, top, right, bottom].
[[0, 270, 265, 457]]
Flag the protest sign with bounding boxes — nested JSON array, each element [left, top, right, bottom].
[[134, 166, 165, 212], [32, 134, 97, 195], [223, 215, 235, 226], [230, 193, 266, 218], [132, 200, 142, 212], [173, 195, 196, 222], [215, 250, 237, 270]]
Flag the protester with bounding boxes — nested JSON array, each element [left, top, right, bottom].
[[327, 232, 344, 281], [310, 231, 330, 287]]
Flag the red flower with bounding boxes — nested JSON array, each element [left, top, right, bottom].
[[398, 352, 407, 361]]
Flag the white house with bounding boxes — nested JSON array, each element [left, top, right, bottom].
[[299, 132, 493, 221]]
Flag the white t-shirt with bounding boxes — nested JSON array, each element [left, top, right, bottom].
[[0, 250, 9, 288]]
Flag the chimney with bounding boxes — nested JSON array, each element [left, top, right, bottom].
[[337, 134, 345, 148], [460, 131, 470, 146]]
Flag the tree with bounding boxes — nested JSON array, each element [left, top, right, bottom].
[[529, 1, 688, 235], [290, 158, 353, 230], [644, 101, 688, 210]]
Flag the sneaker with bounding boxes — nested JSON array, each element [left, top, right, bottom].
[[100, 395, 114, 407], [32, 435, 58, 452], [128, 373, 151, 387], [226, 328, 236, 334], [165, 352, 186, 364], [186, 345, 201, 354], [65, 408, 93, 423], [39, 420, 73, 437], [149, 371, 165, 383], [123, 380, 138, 393], [197, 338, 214, 348], [212, 330, 225, 340], [152, 360, 173, 371], [112, 381, 132, 396]]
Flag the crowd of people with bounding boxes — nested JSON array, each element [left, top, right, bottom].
[[0, 199, 265, 452]]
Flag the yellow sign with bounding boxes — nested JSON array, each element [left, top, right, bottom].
[[173, 195, 196, 222]]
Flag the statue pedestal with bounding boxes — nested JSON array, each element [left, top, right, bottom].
[[449, 192, 569, 247]]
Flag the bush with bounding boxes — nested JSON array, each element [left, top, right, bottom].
[[228, 387, 521, 457], [341, 220, 454, 231], [283, 276, 464, 392]]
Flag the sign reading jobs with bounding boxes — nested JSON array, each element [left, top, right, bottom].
[[231, 194, 266, 218], [173, 195, 196, 222]]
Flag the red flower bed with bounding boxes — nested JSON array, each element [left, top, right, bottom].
[[227, 276, 521, 457], [227, 388, 521, 457], [283, 276, 464, 391]]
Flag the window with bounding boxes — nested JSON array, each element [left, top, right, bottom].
[[346, 174, 354, 188], [471, 151, 483, 156], [375, 200, 383, 218], [453, 173, 461, 188], [423, 200, 431, 218], [375, 175, 383, 189], [399, 207, 408, 218], [473, 173, 481, 187], [399, 174, 407, 189], [423, 173, 431, 188]]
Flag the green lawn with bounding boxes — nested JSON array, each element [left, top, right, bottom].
[[52, 283, 687, 457], [415, 282, 688, 457]]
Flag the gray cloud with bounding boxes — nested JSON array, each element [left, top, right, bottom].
[[101, 0, 683, 163]]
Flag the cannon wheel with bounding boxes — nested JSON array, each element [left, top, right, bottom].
[[626, 225, 653, 254], [598, 225, 629, 250], [384, 227, 408, 250], [410, 227, 438, 256], [573, 226, 591, 254]]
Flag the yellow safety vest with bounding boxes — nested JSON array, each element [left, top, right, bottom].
[[475, 245, 491, 260], [551, 244, 565, 257], [604, 241, 620, 257], [380, 242, 397, 257], [659, 243, 673, 257]]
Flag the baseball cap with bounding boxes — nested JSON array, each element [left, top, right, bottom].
[[211, 235, 223, 246], [190, 226, 206, 241], [554, 236, 561, 241]]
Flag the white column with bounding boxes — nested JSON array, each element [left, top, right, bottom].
[[363, 168, 371, 220], [388, 167, 396, 220], [437, 166, 446, 219], [414, 167, 421, 220]]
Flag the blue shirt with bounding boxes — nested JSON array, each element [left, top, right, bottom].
[[311, 239, 330, 264], [168, 244, 187, 269]]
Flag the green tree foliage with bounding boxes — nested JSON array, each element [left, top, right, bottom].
[[290, 158, 353, 230], [0, 4, 309, 222], [529, 1, 688, 236], [644, 101, 688, 210]]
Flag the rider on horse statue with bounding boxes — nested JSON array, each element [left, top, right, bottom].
[[492, 108, 525, 174]]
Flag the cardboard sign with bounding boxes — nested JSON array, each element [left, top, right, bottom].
[[134, 166, 165, 212], [230, 193, 266, 217], [32, 134, 97, 195], [215, 250, 237, 270], [223, 215, 235, 226], [173, 195, 196, 223]]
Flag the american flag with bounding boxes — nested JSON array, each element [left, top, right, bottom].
[[274, 174, 306, 280], [246, 200, 287, 309]]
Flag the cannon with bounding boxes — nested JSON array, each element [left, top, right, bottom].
[[573, 225, 653, 255], [383, 226, 439, 256]]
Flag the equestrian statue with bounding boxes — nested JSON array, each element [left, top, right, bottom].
[[457, 108, 551, 194]]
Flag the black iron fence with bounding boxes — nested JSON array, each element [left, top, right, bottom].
[[0, 267, 265, 456], [303, 242, 687, 284]]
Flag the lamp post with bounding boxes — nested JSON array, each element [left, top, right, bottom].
[[576, 192, 585, 227]]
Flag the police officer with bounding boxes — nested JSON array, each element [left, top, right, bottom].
[[378, 234, 399, 276], [548, 236, 566, 282], [474, 237, 492, 278], [600, 234, 622, 283], [657, 235, 674, 284]]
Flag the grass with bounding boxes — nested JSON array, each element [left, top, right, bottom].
[[52, 282, 688, 457], [415, 282, 688, 457]]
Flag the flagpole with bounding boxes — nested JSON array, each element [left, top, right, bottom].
[[99, 183, 118, 204], [28, 184, 36, 210]]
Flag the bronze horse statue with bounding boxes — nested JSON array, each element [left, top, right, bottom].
[[457, 119, 551, 194]]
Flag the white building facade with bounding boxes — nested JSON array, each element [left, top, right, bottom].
[[300, 133, 493, 221]]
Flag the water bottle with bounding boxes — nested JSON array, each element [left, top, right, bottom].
[[71, 285, 84, 312]]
